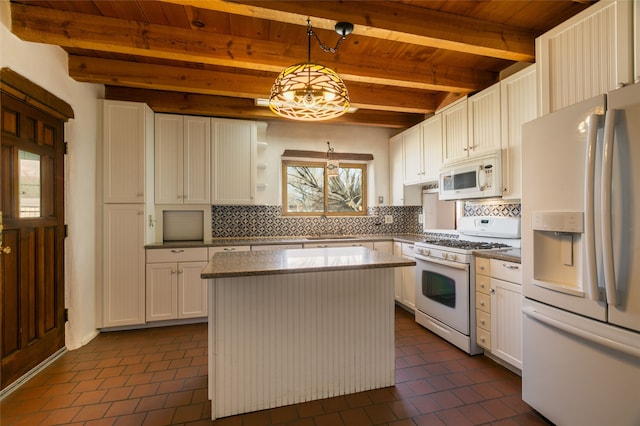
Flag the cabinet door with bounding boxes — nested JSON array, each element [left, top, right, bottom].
[[103, 100, 152, 203], [392, 243, 403, 302], [537, 0, 633, 114], [103, 204, 146, 327], [500, 65, 537, 200], [146, 262, 178, 322], [402, 125, 423, 184], [183, 116, 211, 204], [468, 82, 501, 156], [178, 261, 208, 318], [155, 114, 184, 204], [441, 98, 469, 163], [491, 278, 523, 369], [389, 134, 404, 206], [421, 114, 443, 183], [212, 119, 256, 204]]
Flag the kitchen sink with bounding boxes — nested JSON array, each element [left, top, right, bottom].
[[305, 234, 358, 240]]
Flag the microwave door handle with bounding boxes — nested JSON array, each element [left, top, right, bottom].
[[601, 109, 617, 306], [584, 114, 601, 301]]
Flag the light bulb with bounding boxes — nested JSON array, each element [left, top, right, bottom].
[[283, 90, 295, 101], [324, 91, 336, 102]]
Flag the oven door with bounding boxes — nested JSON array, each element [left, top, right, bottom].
[[415, 254, 470, 335]]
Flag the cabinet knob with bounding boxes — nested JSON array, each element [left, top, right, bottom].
[[171, 269, 177, 274], [490, 289, 496, 294], [137, 192, 143, 197], [480, 319, 486, 325]]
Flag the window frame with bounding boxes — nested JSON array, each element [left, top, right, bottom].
[[281, 160, 367, 216]]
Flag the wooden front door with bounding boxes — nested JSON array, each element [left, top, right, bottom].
[[0, 91, 66, 390]]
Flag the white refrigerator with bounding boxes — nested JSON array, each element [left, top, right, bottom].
[[521, 83, 640, 426]]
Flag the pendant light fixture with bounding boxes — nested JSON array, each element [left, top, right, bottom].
[[269, 19, 353, 121]]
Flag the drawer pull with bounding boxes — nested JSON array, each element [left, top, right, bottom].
[[503, 263, 519, 270], [171, 249, 185, 254], [223, 248, 236, 252]]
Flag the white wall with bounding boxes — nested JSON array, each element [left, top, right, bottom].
[[1, 1, 104, 350], [256, 120, 395, 207]]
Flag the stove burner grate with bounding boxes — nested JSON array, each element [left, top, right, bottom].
[[422, 237, 510, 250]]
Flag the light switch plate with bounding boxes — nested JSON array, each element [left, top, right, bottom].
[[384, 215, 393, 224]]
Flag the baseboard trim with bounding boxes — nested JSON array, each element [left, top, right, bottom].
[[0, 347, 67, 400]]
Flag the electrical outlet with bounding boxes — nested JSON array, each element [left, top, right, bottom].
[[384, 215, 393, 224], [418, 213, 424, 224]]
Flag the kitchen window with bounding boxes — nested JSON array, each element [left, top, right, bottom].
[[282, 160, 367, 216]]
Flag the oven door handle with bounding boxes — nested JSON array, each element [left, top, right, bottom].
[[416, 255, 469, 271]]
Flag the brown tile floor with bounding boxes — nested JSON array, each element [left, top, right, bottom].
[[1, 307, 551, 426]]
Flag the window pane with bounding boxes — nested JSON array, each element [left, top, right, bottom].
[[19, 150, 41, 218], [286, 165, 325, 213], [328, 166, 363, 212]]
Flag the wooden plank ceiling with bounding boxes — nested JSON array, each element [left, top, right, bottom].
[[9, 0, 594, 128]]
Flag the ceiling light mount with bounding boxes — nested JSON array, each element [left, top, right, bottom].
[[269, 18, 352, 121]]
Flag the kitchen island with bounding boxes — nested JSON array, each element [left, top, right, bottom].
[[201, 246, 415, 420]]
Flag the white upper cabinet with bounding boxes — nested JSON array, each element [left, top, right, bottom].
[[389, 133, 421, 206], [500, 65, 538, 200], [420, 114, 443, 183], [537, 0, 635, 114], [441, 97, 469, 163], [467, 82, 502, 156], [211, 118, 257, 205], [400, 114, 442, 186], [155, 114, 211, 205], [102, 100, 154, 203], [402, 124, 422, 185], [389, 134, 405, 206]]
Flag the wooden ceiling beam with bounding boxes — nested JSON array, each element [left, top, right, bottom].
[[104, 86, 425, 128], [69, 56, 437, 113], [163, 0, 535, 62], [10, 2, 496, 93]]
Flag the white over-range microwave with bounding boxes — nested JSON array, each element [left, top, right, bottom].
[[439, 150, 502, 200]]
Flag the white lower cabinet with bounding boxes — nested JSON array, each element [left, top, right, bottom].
[[146, 248, 209, 321], [475, 257, 523, 371], [393, 242, 415, 311], [102, 204, 146, 328], [209, 246, 251, 256]]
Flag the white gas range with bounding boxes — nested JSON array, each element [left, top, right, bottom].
[[413, 216, 521, 355]]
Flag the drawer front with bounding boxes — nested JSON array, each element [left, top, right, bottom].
[[476, 309, 491, 331], [476, 257, 490, 275], [401, 243, 415, 257], [208, 246, 251, 257], [147, 247, 208, 263], [476, 327, 491, 349], [490, 259, 522, 284], [476, 292, 491, 313], [476, 274, 491, 294]]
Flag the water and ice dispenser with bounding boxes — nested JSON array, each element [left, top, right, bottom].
[[531, 212, 584, 295]]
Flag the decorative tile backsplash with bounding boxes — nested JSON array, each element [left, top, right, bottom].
[[463, 200, 521, 217], [211, 200, 521, 239], [211, 205, 423, 238]]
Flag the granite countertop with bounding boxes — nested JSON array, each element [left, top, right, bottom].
[[146, 233, 426, 249], [201, 246, 416, 278], [474, 248, 521, 263]]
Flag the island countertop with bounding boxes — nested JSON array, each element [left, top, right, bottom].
[[201, 246, 415, 278]]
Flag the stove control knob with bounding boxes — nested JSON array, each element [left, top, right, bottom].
[[424, 249, 430, 256], [442, 253, 448, 260], [450, 254, 458, 262]]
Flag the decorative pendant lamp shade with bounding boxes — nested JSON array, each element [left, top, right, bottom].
[[269, 19, 353, 121]]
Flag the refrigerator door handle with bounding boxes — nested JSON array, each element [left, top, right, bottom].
[[523, 305, 640, 358], [584, 114, 601, 301], [601, 109, 617, 306]]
